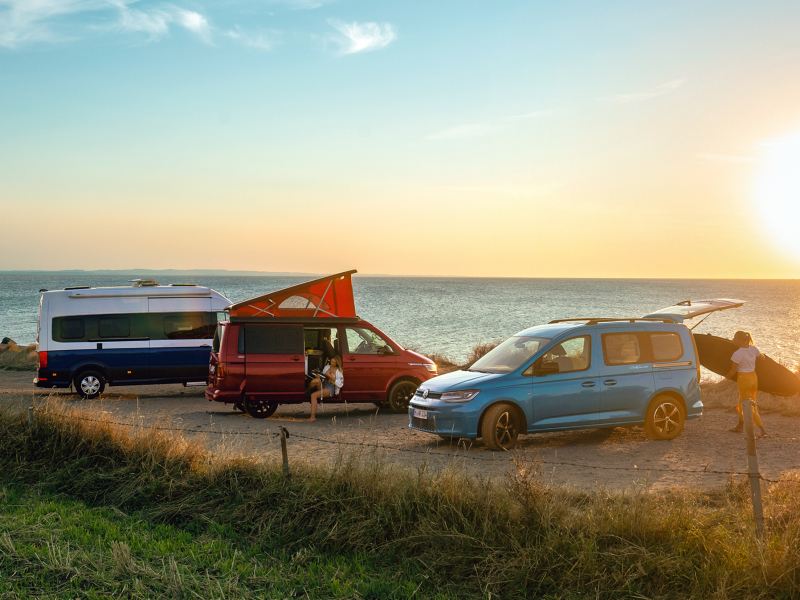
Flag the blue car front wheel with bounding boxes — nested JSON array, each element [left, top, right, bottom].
[[481, 403, 521, 450]]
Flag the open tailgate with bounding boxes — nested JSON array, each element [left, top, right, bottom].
[[643, 298, 745, 323]]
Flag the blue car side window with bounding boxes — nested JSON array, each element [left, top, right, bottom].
[[528, 336, 592, 376]]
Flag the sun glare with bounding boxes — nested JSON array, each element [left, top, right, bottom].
[[754, 131, 800, 260]]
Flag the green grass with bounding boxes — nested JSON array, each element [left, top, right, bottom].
[[1, 406, 800, 598], [0, 485, 438, 599]]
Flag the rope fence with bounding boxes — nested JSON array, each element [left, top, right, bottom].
[[22, 404, 800, 484]]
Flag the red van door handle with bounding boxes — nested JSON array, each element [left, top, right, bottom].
[[291, 357, 301, 362]]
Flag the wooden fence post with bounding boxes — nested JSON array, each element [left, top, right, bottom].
[[27, 406, 34, 426], [742, 398, 765, 539], [279, 427, 291, 479]]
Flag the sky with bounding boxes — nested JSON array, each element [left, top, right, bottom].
[[1, 0, 799, 278]]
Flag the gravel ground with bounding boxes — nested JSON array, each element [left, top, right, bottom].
[[2, 370, 799, 492]]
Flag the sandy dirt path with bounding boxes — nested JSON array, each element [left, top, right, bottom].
[[2, 370, 799, 492]]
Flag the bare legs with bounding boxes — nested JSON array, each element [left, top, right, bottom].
[[308, 375, 330, 422]]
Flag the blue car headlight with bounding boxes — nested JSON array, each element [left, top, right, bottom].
[[440, 389, 480, 403]]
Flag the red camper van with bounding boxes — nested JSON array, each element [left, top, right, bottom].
[[205, 271, 437, 417]]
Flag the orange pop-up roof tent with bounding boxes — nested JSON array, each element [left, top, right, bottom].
[[228, 270, 358, 320]]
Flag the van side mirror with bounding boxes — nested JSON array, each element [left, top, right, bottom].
[[533, 359, 559, 377]]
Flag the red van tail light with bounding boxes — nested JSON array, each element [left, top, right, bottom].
[[38, 351, 48, 369], [217, 363, 226, 380]]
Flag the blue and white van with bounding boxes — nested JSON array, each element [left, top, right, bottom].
[[35, 281, 231, 398]]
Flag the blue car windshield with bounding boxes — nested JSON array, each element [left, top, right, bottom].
[[468, 336, 550, 374]]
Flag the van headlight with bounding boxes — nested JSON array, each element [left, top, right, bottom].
[[409, 362, 438, 373], [440, 389, 480, 403]]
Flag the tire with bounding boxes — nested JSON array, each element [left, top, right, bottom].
[[644, 395, 686, 440], [73, 370, 106, 400], [244, 396, 278, 419], [386, 379, 418, 413], [480, 403, 521, 450]]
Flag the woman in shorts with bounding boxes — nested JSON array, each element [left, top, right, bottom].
[[727, 331, 767, 437], [308, 356, 343, 422]]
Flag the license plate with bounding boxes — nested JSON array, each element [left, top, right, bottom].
[[413, 408, 428, 419]]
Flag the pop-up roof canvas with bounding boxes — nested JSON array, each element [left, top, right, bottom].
[[228, 270, 358, 319]]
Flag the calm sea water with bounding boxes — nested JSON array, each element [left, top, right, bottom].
[[1, 272, 798, 368]]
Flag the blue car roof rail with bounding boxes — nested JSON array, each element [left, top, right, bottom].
[[548, 317, 677, 325]]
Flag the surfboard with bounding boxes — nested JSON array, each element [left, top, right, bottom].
[[693, 333, 800, 397]]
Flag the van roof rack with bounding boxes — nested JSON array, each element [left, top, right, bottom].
[[130, 279, 160, 287], [548, 317, 676, 325]]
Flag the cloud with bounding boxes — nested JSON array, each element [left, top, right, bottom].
[[696, 152, 756, 164], [115, 5, 170, 37], [426, 109, 557, 141], [116, 4, 211, 42], [0, 0, 212, 48], [328, 19, 395, 55], [426, 123, 501, 141], [504, 109, 558, 122], [225, 26, 278, 51], [175, 9, 209, 39], [0, 0, 109, 48], [599, 78, 686, 104]]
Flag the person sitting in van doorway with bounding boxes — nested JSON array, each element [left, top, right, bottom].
[[727, 330, 767, 437], [308, 356, 344, 422]]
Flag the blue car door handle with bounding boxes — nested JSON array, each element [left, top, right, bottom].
[[581, 381, 596, 388], [604, 379, 617, 386]]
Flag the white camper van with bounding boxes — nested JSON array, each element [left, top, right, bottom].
[[35, 280, 231, 398]]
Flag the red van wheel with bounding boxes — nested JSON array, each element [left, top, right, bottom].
[[386, 380, 418, 413], [245, 397, 278, 419]]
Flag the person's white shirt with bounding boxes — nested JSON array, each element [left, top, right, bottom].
[[322, 364, 344, 394], [731, 346, 760, 373]]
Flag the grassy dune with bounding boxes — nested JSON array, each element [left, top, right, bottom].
[[2, 407, 800, 598]]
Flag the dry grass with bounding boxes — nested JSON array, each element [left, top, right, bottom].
[[0, 342, 37, 371], [2, 404, 800, 598], [412, 342, 500, 374]]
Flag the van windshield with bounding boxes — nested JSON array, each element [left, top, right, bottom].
[[468, 336, 550, 374]]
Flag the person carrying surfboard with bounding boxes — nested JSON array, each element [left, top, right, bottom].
[[727, 330, 767, 437]]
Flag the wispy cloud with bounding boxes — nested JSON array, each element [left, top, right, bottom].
[[599, 78, 686, 104], [0, 0, 212, 48], [505, 109, 557, 121], [328, 19, 396, 55], [115, 4, 211, 43], [0, 0, 109, 48], [426, 109, 557, 141], [225, 26, 279, 51], [696, 152, 756, 163], [426, 123, 501, 141]]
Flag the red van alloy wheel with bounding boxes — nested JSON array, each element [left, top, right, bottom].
[[245, 397, 278, 419]]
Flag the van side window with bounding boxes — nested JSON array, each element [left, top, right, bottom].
[[57, 318, 85, 341], [650, 332, 683, 361], [602, 333, 641, 365], [345, 327, 393, 355], [163, 312, 215, 339], [99, 316, 130, 339], [539, 336, 591, 373], [243, 325, 303, 354]]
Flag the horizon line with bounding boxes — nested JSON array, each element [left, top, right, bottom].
[[0, 268, 798, 282]]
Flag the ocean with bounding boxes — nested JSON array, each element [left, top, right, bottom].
[[1, 272, 798, 368]]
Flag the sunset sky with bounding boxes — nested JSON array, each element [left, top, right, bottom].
[[1, 0, 799, 278]]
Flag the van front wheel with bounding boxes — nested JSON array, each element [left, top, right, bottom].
[[74, 370, 106, 400], [386, 380, 418, 413], [645, 395, 685, 440], [245, 397, 278, 419], [481, 403, 521, 450]]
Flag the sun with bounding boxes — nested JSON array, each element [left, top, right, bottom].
[[754, 131, 800, 259]]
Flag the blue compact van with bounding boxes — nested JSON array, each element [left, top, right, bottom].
[[409, 299, 743, 449]]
